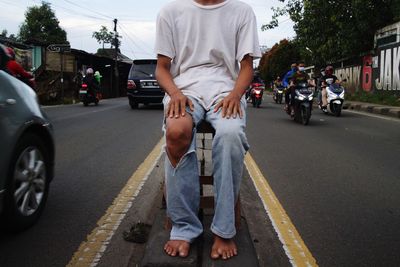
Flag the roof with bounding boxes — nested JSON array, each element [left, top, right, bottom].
[[95, 48, 132, 63]]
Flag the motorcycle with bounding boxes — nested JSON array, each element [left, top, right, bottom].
[[319, 79, 345, 117], [273, 85, 285, 104], [286, 83, 314, 125], [79, 82, 101, 106], [250, 82, 264, 108]]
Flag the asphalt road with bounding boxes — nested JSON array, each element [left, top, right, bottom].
[[0, 96, 399, 267], [0, 98, 164, 267], [246, 95, 400, 266]]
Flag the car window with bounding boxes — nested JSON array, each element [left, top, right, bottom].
[[129, 60, 156, 78]]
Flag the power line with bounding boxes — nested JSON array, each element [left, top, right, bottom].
[[61, 0, 114, 20], [117, 24, 154, 58], [118, 22, 154, 56], [30, 0, 109, 22]]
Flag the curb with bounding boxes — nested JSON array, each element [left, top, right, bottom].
[[343, 102, 400, 119]]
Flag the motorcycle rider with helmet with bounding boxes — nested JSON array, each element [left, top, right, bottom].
[[82, 68, 100, 95], [286, 62, 314, 115], [320, 65, 339, 111], [5, 47, 35, 88]]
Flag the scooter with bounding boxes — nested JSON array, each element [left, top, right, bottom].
[[79, 83, 101, 106], [286, 83, 314, 125], [319, 82, 345, 117], [250, 82, 264, 108], [273, 86, 285, 104]]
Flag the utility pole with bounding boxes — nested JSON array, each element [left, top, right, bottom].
[[113, 18, 119, 98]]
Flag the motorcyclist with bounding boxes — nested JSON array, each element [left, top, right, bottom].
[[320, 65, 339, 111], [274, 76, 282, 88], [247, 76, 263, 101], [282, 63, 297, 88], [273, 76, 283, 100], [5, 47, 34, 85], [82, 68, 100, 95], [286, 62, 314, 115]]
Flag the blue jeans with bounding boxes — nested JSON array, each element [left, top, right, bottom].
[[164, 97, 249, 243]]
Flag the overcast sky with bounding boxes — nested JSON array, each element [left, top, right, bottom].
[[0, 0, 295, 59]]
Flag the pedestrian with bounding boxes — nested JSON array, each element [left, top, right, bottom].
[[94, 70, 102, 85], [155, 0, 261, 260]]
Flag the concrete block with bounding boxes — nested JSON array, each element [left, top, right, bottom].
[[372, 106, 390, 115], [354, 104, 362, 111], [204, 133, 213, 140], [388, 108, 400, 118], [204, 139, 212, 150], [360, 105, 376, 113]]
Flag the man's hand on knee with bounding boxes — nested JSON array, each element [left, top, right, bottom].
[[168, 91, 194, 118], [214, 92, 243, 119]]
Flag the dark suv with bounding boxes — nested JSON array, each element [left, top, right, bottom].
[[127, 59, 164, 109]]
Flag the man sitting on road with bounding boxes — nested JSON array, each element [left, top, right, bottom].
[[155, 0, 260, 260]]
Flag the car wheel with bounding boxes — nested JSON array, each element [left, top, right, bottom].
[[2, 133, 50, 231]]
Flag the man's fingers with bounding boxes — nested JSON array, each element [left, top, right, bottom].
[[168, 102, 174, 118], [221, 101, 227, 118], [232, 104, 238, 118], [188, 98, 194, 112], [214, 101, 223, 113], [180, 100, 186, 116], [174, 101, 180, 118], [226, 101, 233, 119]]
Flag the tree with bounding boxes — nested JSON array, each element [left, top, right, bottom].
[[263, 0, 396, 64], [18, 2, 68, 44], [1, 29, 18, 41], [259, 39, 301, 83], [92, 26, 113, 49]]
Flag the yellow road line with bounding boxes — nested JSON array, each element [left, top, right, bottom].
[[67, 138, 165, 267], [244, 153, 318, 267]]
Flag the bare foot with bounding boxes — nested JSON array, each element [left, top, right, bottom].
[[211, 235, 237, 260], [164, 240, 190, 257]]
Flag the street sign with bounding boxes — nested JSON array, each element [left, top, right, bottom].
[[47, 44, 71, 53]]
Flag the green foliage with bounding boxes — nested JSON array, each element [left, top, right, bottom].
[[263, 0, 396, 64], [259, 39, 301, 83], [347, 91, 400, 106], [92, 26, 114, 49], [1, 29, 18, 41], [18, 2, 68, 44]]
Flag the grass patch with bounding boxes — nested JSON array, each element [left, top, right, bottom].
[[347, 91, 400, 107]]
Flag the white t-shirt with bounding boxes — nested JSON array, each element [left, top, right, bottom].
[[155, 0, 261, 109]]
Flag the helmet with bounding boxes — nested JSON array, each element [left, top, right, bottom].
[[94, 71, 102, 78], [86, 68, 94, 75], [325, 65, 334, 76], [5, 47, 15, 59]]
